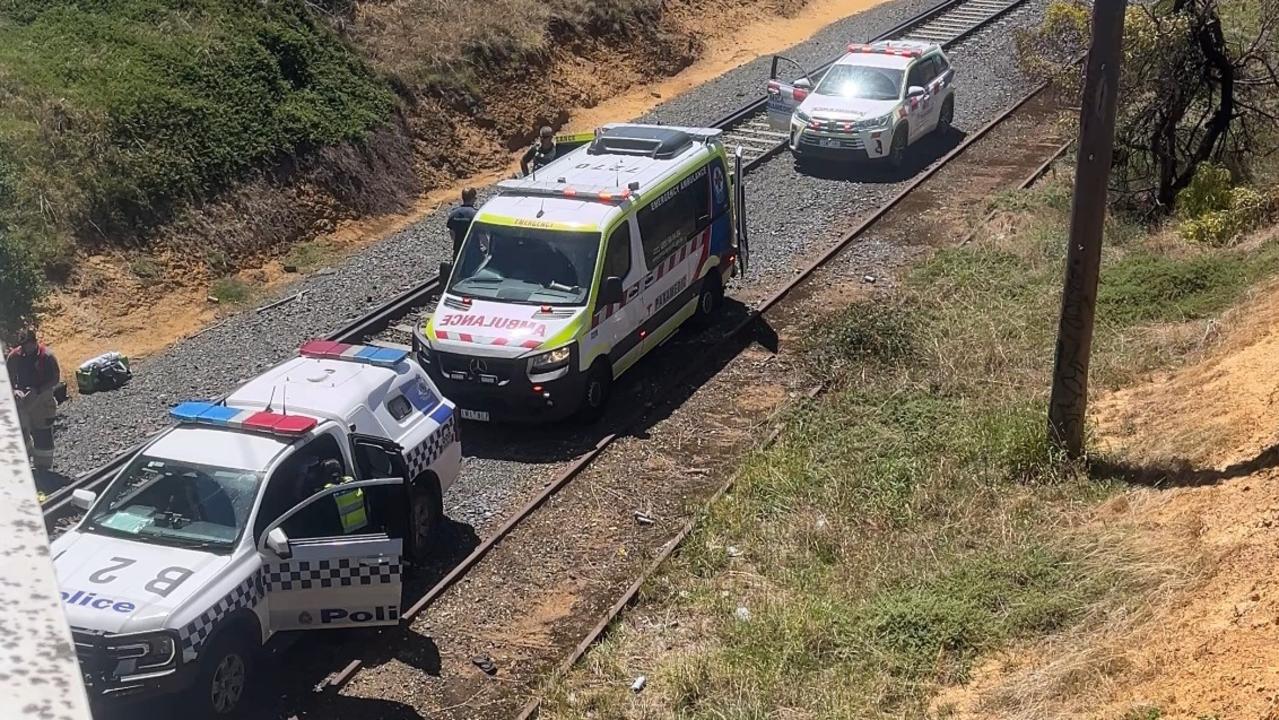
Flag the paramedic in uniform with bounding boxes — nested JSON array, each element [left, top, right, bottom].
[[446, 188, 478, 260], [6, 328, 60, 470], [520, 126, 557, 176]]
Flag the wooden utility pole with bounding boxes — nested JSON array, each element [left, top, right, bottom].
[[1048, 0, 1128, 458]]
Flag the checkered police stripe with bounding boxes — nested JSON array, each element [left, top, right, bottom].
[[177, 571, 265, 660], [264, 557, 401, 592], [404, 412, 455, 479]]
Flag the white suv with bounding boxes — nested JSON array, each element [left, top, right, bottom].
[[767, 40, 956, 167]]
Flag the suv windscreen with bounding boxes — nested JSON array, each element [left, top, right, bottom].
[[84, 455, 263, 551], [815, 64, 905, 101], [449, 221, 602, 306]]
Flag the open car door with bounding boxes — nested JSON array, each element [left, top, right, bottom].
[[732, 148, 750, 276], [259, 478, 404, 631], [767, 55, 813, 132]]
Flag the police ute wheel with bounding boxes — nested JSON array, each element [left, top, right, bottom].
[[577, 362, 612, 423], [409, 476, 443, 563], [888, 127, 908, 170], [937, 97, 954, 133], [191, 632, 255, 719], [690, 271, 723, 328]]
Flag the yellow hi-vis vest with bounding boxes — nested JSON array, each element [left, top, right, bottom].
[[326, 479, 368, 533]]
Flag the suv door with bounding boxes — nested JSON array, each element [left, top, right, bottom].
[[905, 57, 941, 141], [767, 55, 813, 131], [258, 478, 404, 631]]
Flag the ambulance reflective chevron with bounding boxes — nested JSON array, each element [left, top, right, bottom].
[[415, 123, 751, 422], [51, 340, 461, 718]]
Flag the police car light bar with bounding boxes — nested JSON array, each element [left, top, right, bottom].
[[496, 178, 635, 203], [298, 340, 408, 368], [170, 401, 318, 436], [847, 41, 925, 58]]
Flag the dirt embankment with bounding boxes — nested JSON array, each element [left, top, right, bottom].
[[43, 0, 885, 370], [937, 229, 1279, 720]]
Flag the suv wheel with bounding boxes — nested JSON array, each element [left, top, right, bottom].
[[887, 127, 908, 170], [937, 96, 954, 133]]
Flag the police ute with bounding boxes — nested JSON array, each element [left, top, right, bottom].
[[51, 340, 460, 717], [767, 40, 956, 167], [415, 123, 750, 422]]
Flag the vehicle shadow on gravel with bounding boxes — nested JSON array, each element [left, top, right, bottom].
[[795, 127, 967, 184], [460, 297, 760, 465]]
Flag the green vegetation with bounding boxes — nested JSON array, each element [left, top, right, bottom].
[[538, 171, 1279, 718], [208, 276, 253, 305], [0, 223, 43, 336], [282, 238, 339, 273], [0, 0, 394, 275]]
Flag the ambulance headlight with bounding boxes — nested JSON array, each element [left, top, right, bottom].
[[529, 345, 572, 373], [107, 631, 178, 673]]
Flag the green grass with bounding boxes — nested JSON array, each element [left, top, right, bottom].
[[282, 238, 339, 273], [0, 0, 394, 274], [209, 276, 253, 305], [538, 173, 1279, 719]]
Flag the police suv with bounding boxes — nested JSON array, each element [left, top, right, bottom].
[[767, 40, 956, 167], [415, 123, 749, 422], [52, 340, 461, 717]]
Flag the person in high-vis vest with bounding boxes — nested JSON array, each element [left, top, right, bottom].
[[320, 458, 368, 534], [6, 328, 60, 471]]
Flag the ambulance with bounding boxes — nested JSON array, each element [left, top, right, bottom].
[[414, 123, 750, 422], [51, 340, 461, 717]]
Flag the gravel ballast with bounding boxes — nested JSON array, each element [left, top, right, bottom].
[[53, 0, 1047, 536]]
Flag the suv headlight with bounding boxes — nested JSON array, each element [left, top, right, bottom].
[[107, 632, 178, 674], [857, 113, 893, 130], [528, 345, 572, 373]]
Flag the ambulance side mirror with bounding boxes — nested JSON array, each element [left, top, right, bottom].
[[265, 527, 292, 558], [439, 262, 453, 285], [71, 489, 96, 511], [600, 276, 624, 306]]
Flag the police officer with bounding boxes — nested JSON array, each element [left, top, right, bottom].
[[6, 328, 60, 471], [446, 188, 478, 260], [520, 126, 557, 176], [321, 458, 368, 534]]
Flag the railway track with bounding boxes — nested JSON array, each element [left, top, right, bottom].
[[41, 0, 1029, 530]]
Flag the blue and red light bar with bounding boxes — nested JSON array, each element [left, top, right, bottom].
[[298, 340, 408, 368], [170, 401, 318, 436]]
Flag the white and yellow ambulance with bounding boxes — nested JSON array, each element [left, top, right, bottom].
[[413, 123, 750, 422]]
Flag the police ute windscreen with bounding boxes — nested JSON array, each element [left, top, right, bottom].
[[84, 455, 262, 551], [817, 65, 904, 100], [449, 222, 601, 306]]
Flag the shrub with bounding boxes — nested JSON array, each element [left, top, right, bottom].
[[0, 226, 46, 337], [1176, 164, 1270, 245]]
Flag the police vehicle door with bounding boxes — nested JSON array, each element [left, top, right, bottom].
[[259, 477, 404, 631], [767, 55, 812, 132], [586, 218, 644, 372], [905, 57, 941, 142]]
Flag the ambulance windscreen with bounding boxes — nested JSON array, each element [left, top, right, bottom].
[[449, 221, 601, 306], [816, 65, 904, 101]]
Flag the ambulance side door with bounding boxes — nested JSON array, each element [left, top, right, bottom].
[[585, 218, 644, 374], [637, 166, 709, 355]]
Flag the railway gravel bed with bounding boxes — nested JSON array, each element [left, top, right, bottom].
[[296, 85, 1070, 720]]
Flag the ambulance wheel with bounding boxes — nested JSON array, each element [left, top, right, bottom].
[[409, 475, 443, 562], [690, 271, 723, 328], [937, 96, 954, 133], [191, 631, 255, 718], [578, 362, 612, 423], [887, 127, 908, 170]]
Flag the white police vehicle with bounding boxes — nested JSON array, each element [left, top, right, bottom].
[[52, 340, 461, 717], [767, 40, 956, 167]]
